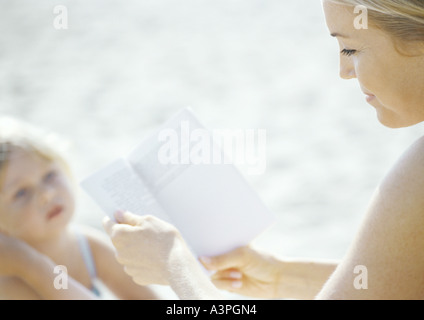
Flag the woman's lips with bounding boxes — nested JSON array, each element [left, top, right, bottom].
[[365, 94, 376, 103], [47, 205, 63, 220], [361, 86, 376, 103]]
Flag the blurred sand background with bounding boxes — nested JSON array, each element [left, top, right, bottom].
[[1, 0, 423, 277]]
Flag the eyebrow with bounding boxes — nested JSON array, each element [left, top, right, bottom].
[[330, 32, 350, 39]]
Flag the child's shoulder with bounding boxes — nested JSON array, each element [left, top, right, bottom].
[[74, 223, 109, 244], [72, 223, 115, 261]]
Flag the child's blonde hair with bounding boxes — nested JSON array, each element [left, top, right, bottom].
[[0, 117, 72, 187], [329, 0, 424, 42]]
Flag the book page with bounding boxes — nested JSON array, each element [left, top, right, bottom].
[[126, 108, 276, 257], [127, 108, 201, 194], [156, 162, 276, 257], [80, 158, 170, 222]]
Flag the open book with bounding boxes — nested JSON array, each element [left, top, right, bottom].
[[80, 108, 275, 257]]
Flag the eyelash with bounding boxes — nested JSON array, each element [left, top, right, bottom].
[[341, 49, 357, 57]]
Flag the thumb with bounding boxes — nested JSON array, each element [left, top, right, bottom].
[[114, 210, 142, 226], [200, 246, 247, 271]]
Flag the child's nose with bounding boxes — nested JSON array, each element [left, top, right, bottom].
[[39, 185, 56, 206]]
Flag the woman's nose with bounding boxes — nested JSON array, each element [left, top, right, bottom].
[[340, 56, 356, 80]]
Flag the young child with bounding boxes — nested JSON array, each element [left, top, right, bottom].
[[0, 116, 160, 299]]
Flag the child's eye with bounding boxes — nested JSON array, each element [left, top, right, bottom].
[[44, 171, 57, 182], [14, 188, 29, 200], [341, 49, 357, 57]]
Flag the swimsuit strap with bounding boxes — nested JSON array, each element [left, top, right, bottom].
[[74, 226, 101, 296]]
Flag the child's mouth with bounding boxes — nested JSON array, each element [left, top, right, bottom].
[[47, 205, 63, 220]]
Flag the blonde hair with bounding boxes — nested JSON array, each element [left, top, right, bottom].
[[329, 0, 424, 42], [0, 117, 72, 186]]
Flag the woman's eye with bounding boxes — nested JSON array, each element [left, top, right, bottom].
[[341, 49, 357, 57]]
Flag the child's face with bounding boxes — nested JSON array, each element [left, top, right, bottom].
[[0, 148, 75, 242]]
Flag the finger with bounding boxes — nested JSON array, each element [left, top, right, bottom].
[[123, 266, 167, 286], [103, 219, 138, 251], [102, 216, 116, 236], [211, 278, 243, 292], [114, 210, 143, 226], [107, 223, 140, 248], [210, 269, 243, 281], [199, 246, 247, 271], [123, 265, 142, 278]]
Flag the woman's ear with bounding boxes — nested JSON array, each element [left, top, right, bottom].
[[394, 38, 424, 57]]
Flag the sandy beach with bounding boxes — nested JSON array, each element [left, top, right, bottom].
[[1, 0, 423, 268]]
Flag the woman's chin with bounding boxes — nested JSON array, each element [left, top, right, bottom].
[[376, 110, 420, 129]]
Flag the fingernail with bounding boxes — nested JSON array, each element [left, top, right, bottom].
[[115, 210, 124, 222], [231, 280, 242, 289], [230, 271, 242, 279]]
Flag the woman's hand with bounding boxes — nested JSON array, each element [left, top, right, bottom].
[[201, 246, 338, 300], [103, 211, 223, 299], [200, 245, 283, 299], [103, 211, 190, 286]]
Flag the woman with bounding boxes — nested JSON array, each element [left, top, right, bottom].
[[103, 0, 424, 300]]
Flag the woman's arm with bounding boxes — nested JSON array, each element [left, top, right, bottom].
[[317, 136, 424, 299], [201, 246, 337, 299], [103, 211, 336, 300]]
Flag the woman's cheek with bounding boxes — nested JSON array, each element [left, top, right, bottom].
[[356, 58, 382, 96]]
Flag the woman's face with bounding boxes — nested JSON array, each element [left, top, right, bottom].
[[0, 148, 75, 242], [323, 0, 424, 128]]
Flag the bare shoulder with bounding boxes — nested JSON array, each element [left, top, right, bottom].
[[375, 135, 424, 213], [0, 276, 41, 300], [75, 224, 114, 257], [73, 223, 121, 280], [383, 135, 424, 189], [317, 136, 424, 300]]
